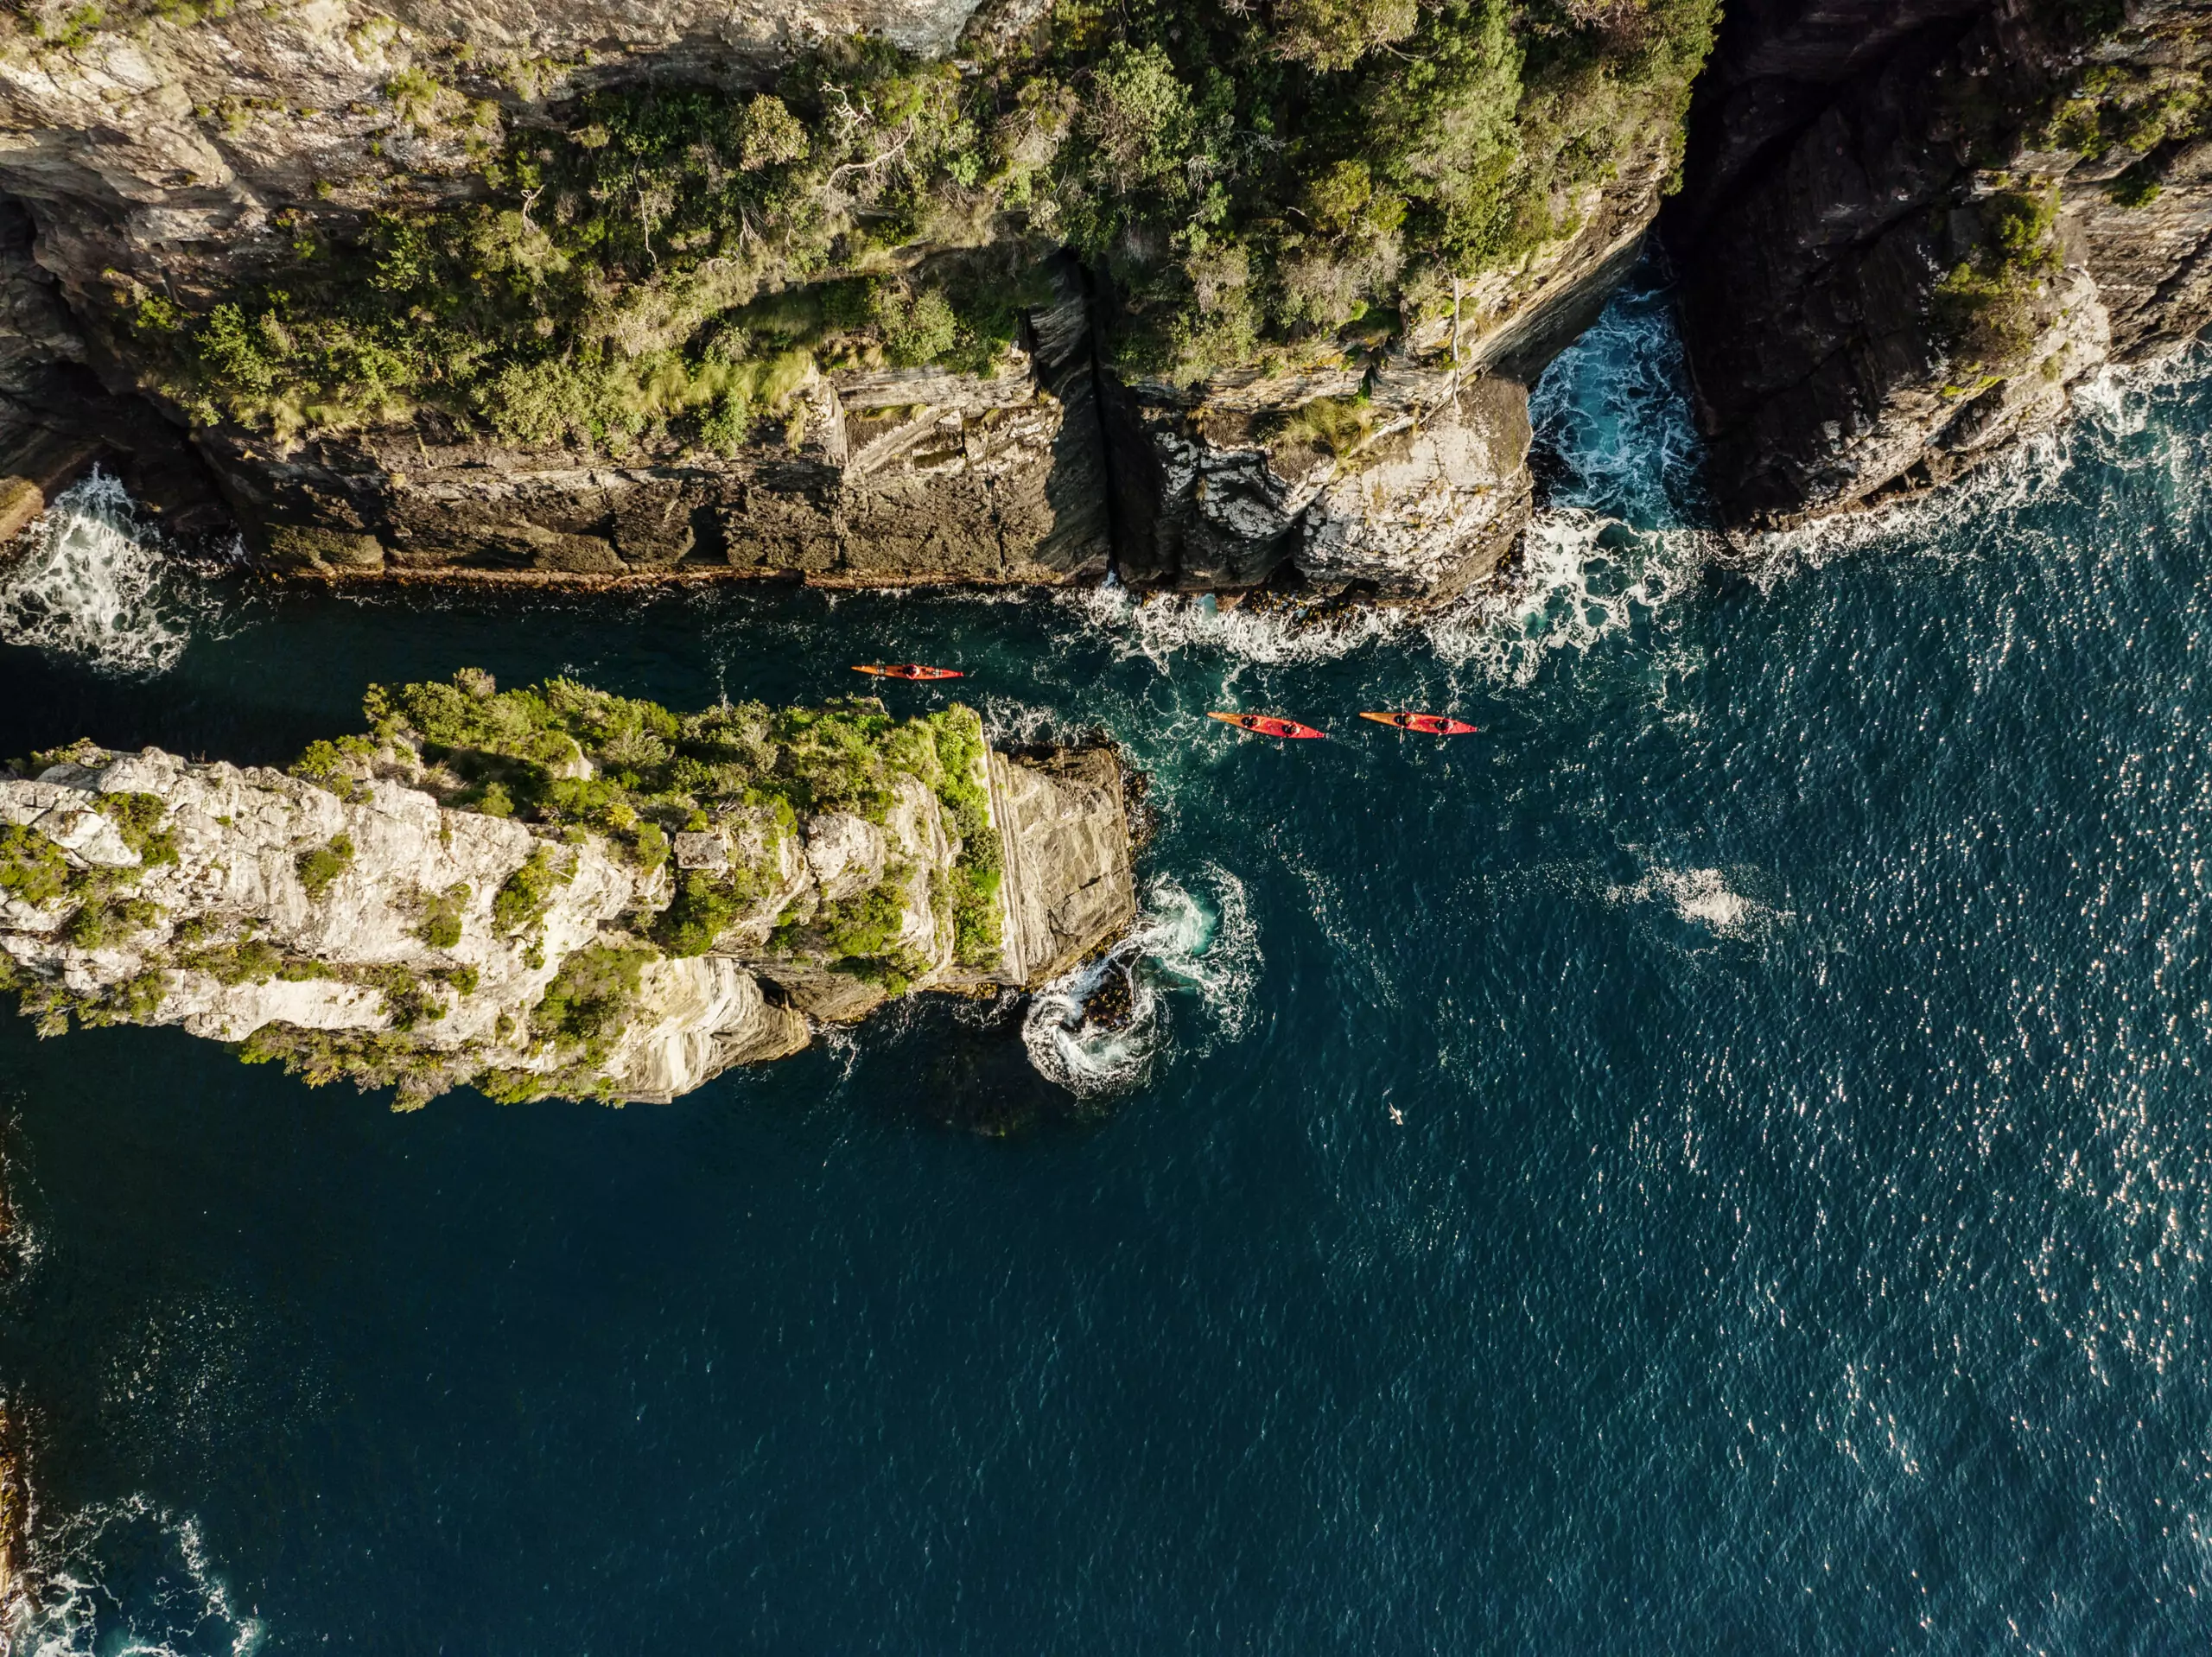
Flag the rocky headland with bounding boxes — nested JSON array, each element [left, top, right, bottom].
[[1668, 0, 2212, 529], [0, 0, 1718, 598], [0, 0, 2202, 573], [0, 673, 1139, 1104]]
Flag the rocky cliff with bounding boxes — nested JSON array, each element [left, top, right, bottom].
[[0, 0, 1716, 599], [1669, 0, 2212, 529], [0, 673, 1138, 1104]]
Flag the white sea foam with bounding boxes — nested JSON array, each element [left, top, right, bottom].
[[22, 1495, 263, 1657], [1068, 579, 1407, 671], [1021, 864, 1258, 1098], [1607, 863, 1788, 940], [1527, 272, 1707, 526], [1421, 511, 1718, 686], [0, 469, 219, 677], [1065, 270, 1722, 687], [1727, 345, 2212, 581]]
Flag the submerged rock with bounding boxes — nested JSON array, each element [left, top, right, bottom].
[[0, 676, 1139, 1106]]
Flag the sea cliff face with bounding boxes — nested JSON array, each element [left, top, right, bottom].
[[1669, 0, 2212, 529], [0, 676, 1139, 1104], [0, 0, 1716, 598]]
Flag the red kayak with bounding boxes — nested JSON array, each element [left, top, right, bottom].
[[1210, 712, 1327, 740], [853, 663, 964, 681], [1359, 711, 1480, 735]]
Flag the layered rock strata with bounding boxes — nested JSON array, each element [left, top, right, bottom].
[[0, 682, 1138, 1105], [1670, 0, 2212, 529]]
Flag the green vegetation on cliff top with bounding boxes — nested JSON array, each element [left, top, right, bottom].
[[118, 0, 1716, 449], [326, 670, 1002, 978], [1934, 187, 2063, 378], [4, 674, 1017, 1105]]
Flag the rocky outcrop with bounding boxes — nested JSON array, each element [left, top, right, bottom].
[[1112, 138, 1673, 598], [209, 266, 1112, 586], [0, 682, 1138, 1105], [988, 744, 1136, 984], [0, 0, 1715, 600], [1670, 0, 2212, 528]]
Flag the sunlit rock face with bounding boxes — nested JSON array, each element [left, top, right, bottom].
[[0, 689, 1138, 1106]]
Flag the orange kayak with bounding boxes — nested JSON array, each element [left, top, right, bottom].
[[853, 663, 964, 681], [1359, 711, 1480, 735], [1210, 712, 1327, 740]]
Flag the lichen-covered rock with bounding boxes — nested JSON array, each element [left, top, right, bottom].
[[0, 679, 1139, 1105]]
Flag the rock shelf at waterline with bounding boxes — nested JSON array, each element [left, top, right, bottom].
[[0, 674, 1138, 1107]]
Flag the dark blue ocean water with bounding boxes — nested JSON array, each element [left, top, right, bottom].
[[4, 279, 2212, 1653]]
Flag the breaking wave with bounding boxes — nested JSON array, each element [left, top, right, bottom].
[[21, 1495, 263, 1657], [1022, 865, 1259, 1098], [1527, 269, 1707, 528], [1424, 513, 1716, 686], [0, 469, 221, 677], [1070, 579, 1405, 670]]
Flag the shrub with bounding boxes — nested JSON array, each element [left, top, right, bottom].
[[1274, 0, 1418, 72], [0, 824, 69, 908], [413, 882, 471, 949], [1264, 394, 1377, 461], [1934, 187, 2063, 373], [817, 883, 908, 960], [83, 968, 170, 1026], [359, 964, 447, 1031], [951, 864, 1005, 967], [180, 935, 286, 986], [95, 791, 177, 865], [656, 868, 754, 957], [291, 735, 378, 794], [238, 1022, 453, 1100], [493, 843, 569, 935], [740, 94, 810, 169], [531, 943, 652, 1059], [137, 0, 1718, 439], [64, 892, 160, 949], [296, 833, 355, 900]]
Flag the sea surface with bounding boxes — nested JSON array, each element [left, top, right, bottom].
[[4, 273, 2212, 1652]]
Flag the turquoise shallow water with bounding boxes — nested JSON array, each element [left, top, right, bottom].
[[5, 280, 2212, 1651]]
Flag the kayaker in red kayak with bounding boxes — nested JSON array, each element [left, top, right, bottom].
[[1210, 712, 1327, 740], [853, 664, 964, 681], [1358, 711, 1479, 734]]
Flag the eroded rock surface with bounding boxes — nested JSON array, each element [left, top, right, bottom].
[[1112, 139, 1677, 597], [212, 269, 1111, 586]]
